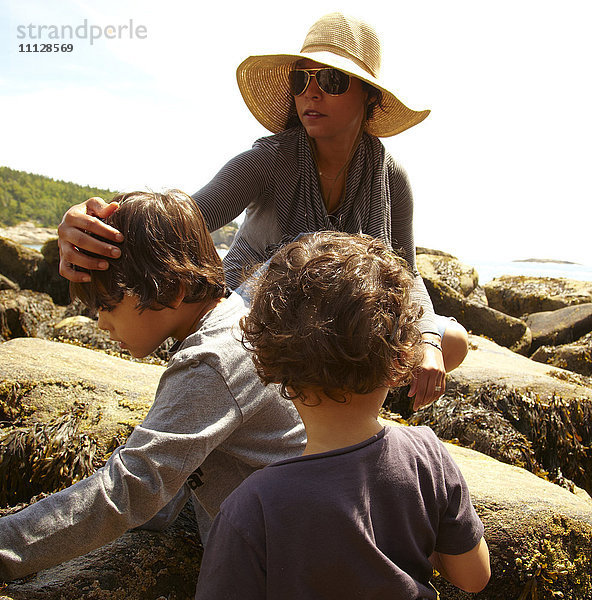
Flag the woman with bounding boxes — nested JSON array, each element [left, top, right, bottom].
[[57, 12, 468, 408]]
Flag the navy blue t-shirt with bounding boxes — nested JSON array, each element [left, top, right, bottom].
[[195, 425, 484, 599]]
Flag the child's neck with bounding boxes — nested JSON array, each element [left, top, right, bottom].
[[295, 387, 387, 456], [173, 297, 225, 343]]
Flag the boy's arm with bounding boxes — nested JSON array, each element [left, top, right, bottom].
[[424, 430, 490, 593], [430, 537, 490, 593], [0, 361, 244, 581]]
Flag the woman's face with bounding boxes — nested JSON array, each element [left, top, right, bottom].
[[293, 59, 368, 144]]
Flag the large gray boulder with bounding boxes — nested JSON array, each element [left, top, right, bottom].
[[416, 252, 533, 354], [418, 272, 532, 354], [416, 253, 479, 298], [531, 332, 592, 376], [4, 423, 590, 600], [434, 439, 592, 600], [0, 338, 163, 504], [52, 315, 133, 356], [446, 334, 592, 401], [0, 275, 19, 292], [51, 315, 173, 364], [0, 290, 64, 341], [0, 237, 43, 292], [0, 337, 591, 598], [0, 504, 202, 600], [483, 276, 592, 317], [0, 237, 69, 305], [525, 303, 592, 351]]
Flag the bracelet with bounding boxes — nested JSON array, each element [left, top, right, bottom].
[[422, 340, 443, 352]]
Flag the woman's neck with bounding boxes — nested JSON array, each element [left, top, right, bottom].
[[309, 128, 363, 214], [312, 128, 362, 175]]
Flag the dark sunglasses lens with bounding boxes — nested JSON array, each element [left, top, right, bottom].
[[289, 70, 308, 96], [316, 69, 350, 95]]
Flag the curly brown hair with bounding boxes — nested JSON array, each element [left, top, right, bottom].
[[70, 190, 225, 312], [240, 232, 423, 402]]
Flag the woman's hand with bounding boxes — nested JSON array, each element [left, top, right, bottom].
[[409, 334, 445, 410], [57, 197, 123, 282]]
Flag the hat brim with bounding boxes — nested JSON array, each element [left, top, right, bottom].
[[236, 53, 430, 137]]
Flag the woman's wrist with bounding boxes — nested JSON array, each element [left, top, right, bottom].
[[421, 332, 442, 342], [421, 334, 443, 352]]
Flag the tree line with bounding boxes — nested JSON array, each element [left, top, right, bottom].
[[0, 166, 114, 227]]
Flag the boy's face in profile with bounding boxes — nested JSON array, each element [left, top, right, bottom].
[[97, 293, 177, 358]]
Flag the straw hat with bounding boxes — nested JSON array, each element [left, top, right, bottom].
[[236, 12, 430, 138]]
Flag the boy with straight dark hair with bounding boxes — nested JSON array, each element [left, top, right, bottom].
[[0, 190, 304, 585], [196, 231, 490, 599]]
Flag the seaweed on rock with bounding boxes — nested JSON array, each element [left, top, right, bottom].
[[410, 384, 592, 495], [0, 402, 99, 506]]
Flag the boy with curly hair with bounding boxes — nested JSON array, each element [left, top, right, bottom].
[[0, 190, 304, 583], [196, 231, 490, 599]]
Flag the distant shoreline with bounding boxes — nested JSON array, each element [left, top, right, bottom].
[[513, 258, 580, 265], [0, 222, 57, 246]]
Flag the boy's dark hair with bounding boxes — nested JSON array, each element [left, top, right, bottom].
[[70, 190, 226, 312], [240, 232, 423, 402]]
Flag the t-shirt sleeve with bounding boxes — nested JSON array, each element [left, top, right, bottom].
[[195, 502, 266, 599], [0, 361, 244, 581], [433, 440, 484, 555], [386, 159, 438, 335], [192, 143, 274, 232]]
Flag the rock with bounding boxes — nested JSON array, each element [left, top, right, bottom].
[[61, 298, 100, 319], [531, 332, 592, 376], [0, 237, 43, 291], [436, 438, 592, 600], [466, 284, 488, 306], [525, 303, 592, 351], [0, 338, 591, 598], [0, 237, 69, 305], [0, 290, 64, 340], [376, 420, 592, 600], [0, 503, 202, 600], [210, 224, 238, 249], [483, 276, 592, 318], [410, 384, 592, 495], [0, 222, 57, 246], [446, 334, 592, 401], [37, 238, 70, 305], [0, 338, 163, 503], [416, 246, 456, 258], [0, 275, 19, 292], [420, 275, 532, 354], [416, 253, 479, 298], [51, 315, 172, 364], [52, 315, 127, 354]]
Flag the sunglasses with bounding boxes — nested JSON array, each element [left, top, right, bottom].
[[289, 68, 351, 97]]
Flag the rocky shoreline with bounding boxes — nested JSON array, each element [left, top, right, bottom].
[[1, 234, 591, 599], [0, 223, 58, 247]]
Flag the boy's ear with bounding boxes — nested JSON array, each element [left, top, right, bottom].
[[170, 284, 187, 309]]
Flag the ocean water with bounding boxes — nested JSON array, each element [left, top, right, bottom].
[[469, 259, 592, 285], [24, 243, 591, 284]]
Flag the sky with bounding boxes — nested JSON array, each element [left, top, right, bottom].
[[1, 0, 590, 267]]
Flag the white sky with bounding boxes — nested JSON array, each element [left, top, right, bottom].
[[1, 0, 590, 266]]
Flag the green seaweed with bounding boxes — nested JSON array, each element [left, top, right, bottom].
[[0, 402, 99, 506]]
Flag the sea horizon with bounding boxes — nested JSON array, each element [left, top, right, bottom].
[[21, 241, 592, 286], [469, 258, 592, 285]]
